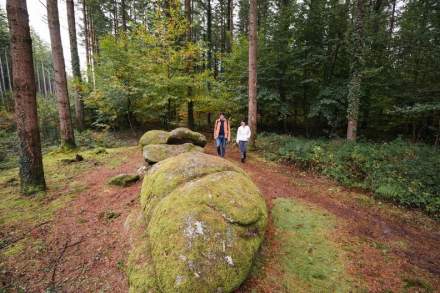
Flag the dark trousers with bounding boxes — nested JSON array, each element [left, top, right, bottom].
[[238, 140, 248, 159], [216, 135, 226, 157]]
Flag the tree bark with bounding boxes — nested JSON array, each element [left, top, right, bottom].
[[226, 0, 233, 51], [388, 0, 396, 43], [7, 0, 46, 194], [185, 0, 194, 129], [47, 0, 76, 148], [207, 0, 213, 70], [346, 0, 365, 141], [66, 0, 84, 131], [248, 0, 257, 146], [82, 0, 91, 80], [121, 0, 127, 33], [185, 0, 192, 41]]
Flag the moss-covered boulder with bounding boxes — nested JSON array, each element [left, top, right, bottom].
[[167, 127, 207, 147], [108, 173, 140, 187], [139, 130, 170, 147], [128, 152, 268, 292], [142, 143, 203, 164]]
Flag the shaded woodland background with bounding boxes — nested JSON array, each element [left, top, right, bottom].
[[0, 0, 439, 143]]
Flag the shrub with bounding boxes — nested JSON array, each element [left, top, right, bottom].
[[257, 133, 440, 219]]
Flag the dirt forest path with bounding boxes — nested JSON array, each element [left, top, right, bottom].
[[4, 142, 439, 292]]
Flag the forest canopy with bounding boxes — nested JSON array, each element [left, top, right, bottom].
[[0, 0, 439, 143]]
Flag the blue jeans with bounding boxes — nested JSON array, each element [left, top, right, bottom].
[[216, 135, 227, 157], [238, 141, 248, 159]]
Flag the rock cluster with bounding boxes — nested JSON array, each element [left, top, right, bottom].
[[139, 128, 207, 164]]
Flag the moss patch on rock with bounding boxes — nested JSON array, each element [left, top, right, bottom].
[[128, 152, 268, 292], [142, 143, 203, 164], [139, 130, 170, 147], [108, 173, 140, 187], [166, 128, 207, 147]]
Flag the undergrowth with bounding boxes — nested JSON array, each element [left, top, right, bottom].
[[257, 133, 440, 219]]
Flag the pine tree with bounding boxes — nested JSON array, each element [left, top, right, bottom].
[[47, 0, 76, 148], [66, 0, 84, 130], [7, 0, 46, 194], [248, 0, 257, 146], [346, 0, 365, 141]]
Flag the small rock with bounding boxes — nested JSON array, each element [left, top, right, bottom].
[[99, 210, 121, 221], [108, 173, 140, 187], [60, 154, 84, 164]]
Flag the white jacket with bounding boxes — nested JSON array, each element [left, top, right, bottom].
[[236, 125, 251, 143]]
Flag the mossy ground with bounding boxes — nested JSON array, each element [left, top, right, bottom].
[[274, 198, 352, 291], [243, 198, 355, 292], [0, 146, 135, 258]]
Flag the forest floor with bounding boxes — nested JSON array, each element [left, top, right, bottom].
[[0, 141, 439, 292]]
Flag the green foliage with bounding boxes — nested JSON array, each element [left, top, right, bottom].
[[87, 6, 235, 129], [37, 96, 59, 145], [257, 133, 440, 218]]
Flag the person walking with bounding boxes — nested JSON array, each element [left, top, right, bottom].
[[236, 119, 251, 163], [213, 112, 231, 157]]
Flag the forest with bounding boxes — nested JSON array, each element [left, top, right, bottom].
[[0, 0, 439, 292]]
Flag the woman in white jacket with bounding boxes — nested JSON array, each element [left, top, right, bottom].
[[236, 120, 251, 163]]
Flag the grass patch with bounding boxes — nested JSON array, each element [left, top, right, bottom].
[[251, 198, 355, 292]]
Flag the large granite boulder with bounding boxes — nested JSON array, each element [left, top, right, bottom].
[[127, 152, 268, 293], [139, 130, 170, 147], [167, 127, 207, 147], [142, 143, 203, 164]]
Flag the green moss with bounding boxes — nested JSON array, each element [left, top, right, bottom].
[[166, 128, 207, 147], [403, 277, 433, 292], [139, 130, 170, 147], [142, 143, 203, 164], [140, 152, 245, 216], [3, 239, 26, 257], [126, 211, 159, 292], [129, 152, 268, 292], [0, 146, 134, 246], [253, 198, 354, 292], [108, 174, 140, 187]]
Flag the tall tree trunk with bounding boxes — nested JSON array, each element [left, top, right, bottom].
[[121, 0, 127, 33], [248, 0, 257, 146], [47, 0, 76, 149], [388, 0, 396, 44], [346, 0, 365, 141], [66, 0, 84, 131], [185, 0, 194, 129], [7, 0, 46, 194], [207, 0, 213, 70], [113, 0, 118, 35], [226, 0, 233, 51], [82, 0, 91, 80], [185, 0, 192, 41]]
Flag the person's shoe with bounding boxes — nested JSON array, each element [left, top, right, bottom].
[[241, 158, 245, 163]]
